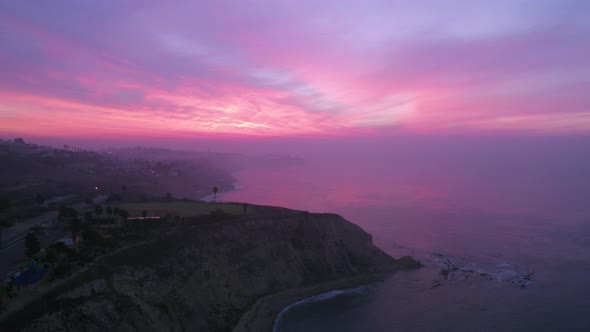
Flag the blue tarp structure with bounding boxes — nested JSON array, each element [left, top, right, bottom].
[[9, 260, 45, 285], [57, 238, 74, 246]]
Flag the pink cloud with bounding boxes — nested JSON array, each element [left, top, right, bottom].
[[0, 1, 589, 139]]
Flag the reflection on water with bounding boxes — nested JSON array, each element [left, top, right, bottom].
[[223, 148, 590, 331]]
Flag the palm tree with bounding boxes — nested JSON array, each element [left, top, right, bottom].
[[95, 205, 103, 217], [213, 186, 219, 203]]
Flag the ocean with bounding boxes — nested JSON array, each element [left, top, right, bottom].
[[223, 138, 590, 331]]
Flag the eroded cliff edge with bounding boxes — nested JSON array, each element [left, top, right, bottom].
[[2, 211, 421, 332]]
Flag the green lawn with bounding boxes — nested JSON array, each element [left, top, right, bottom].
[[117, 201, 251, 217]]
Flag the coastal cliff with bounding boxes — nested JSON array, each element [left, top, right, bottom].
[[2, 210, 420, 332]]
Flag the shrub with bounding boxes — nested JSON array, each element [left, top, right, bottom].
[[24, 233, 40, 257], [46, 248, 57, 263], [55, 241, 68, 253], [54, 263, 70, 278]]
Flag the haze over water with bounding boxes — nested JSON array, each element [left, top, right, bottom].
[[2, 1, 590, 330], [223, 137, 590, 331]]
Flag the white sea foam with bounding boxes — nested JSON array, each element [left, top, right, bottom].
[[272, 287, 367, 332]]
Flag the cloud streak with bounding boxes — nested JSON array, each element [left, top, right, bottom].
[[0, 0, 589, 138]]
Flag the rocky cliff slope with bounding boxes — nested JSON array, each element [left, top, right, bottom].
[[2, 211, 420, 332]]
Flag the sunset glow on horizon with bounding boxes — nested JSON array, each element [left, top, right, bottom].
[[1, 1, 589, 139]]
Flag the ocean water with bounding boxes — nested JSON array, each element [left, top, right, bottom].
[[223, 140, 590, 331]]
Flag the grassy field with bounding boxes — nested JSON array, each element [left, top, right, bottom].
[[117, 201, 252, 217]]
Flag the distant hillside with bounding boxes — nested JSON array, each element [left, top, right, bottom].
[[0, 139, 235, 222], [105, 146, 305, 172]]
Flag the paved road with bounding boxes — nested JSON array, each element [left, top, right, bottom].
[[0, 195, 108, 249], [0, 226, 68, 279], [1, 211, 58, 249], [0, 195, 107, 279]]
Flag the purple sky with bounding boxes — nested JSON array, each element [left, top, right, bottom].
[[1, 1, 589, 140]]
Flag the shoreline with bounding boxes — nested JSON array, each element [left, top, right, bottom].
[[232, 272, 394, 332]]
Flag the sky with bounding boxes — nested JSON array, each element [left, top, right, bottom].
[[1, 0, 589, 141]]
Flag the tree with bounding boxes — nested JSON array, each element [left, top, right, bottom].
[[141, 210, 147, 217], [82, 224, 101, 247], [95, 205, 103, 217], [118, 209, 129, 229], [0, 197, 11, 210], [67, 208, 79, 220], [84, 211, 93, 222], [34, 193, 45, 207], [71, 218, 81, 243], [113, 207, 120, 215], [24, 233, 40, 257], [46, 247, 57, 263], [213, 186, 219, 203], [59, 207, 78, 221], [106, 206, 113, 216], [118, 209, 129, 220], [106, 193, 121, 203], [54, 241, 68, 253], [58, 206, 67, 220], [120, 184, 128, 202], [0, 220, 14, 249]]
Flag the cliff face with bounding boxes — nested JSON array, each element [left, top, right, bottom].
[[7, 212, 417, 332]]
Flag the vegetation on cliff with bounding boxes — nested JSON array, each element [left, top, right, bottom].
[[1, 204, 420, 332]]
